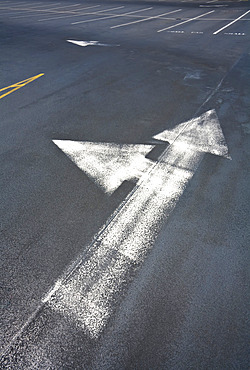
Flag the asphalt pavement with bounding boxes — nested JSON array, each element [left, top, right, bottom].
[[0, 0, 249, 368]]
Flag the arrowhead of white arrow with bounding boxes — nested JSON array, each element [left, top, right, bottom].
[[67, 40, 117, 47], [67, 40, 99, 47], [153, 109, 230, 158], [53, 141, 154, 194]]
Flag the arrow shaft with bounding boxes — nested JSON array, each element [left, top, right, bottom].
[[44, 141, 204, 338]]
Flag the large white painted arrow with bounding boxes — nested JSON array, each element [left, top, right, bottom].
[[46, 109, 229, 339]]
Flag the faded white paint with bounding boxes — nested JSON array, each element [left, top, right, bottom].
[[46, 110, 229, 339], [53, 141, 154, 194], [184, 71, 202, 80]]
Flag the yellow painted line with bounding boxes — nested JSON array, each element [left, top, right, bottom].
[[0, 73, 44, 100]]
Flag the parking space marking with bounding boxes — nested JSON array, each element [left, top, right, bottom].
[[0, 1, 42, 7], [167, 30, 185, 33], [166, 30, 206, 34], [9, 5, 122, 21], [213, 9, 250, 34], [193, 17, 250, 21], [158, 10, 215, 32], [0, 1, 56, 7], [71, 7, 153, 25], [68, 5, 125, 14], [224, 32, 246, 35], [0, 1, 45, 9], [0, 3, 61, 14], [0, 73, 44, 100], [17, 1, 63, 10], [10, 4, 88, 18], [3, 0, 39, 3], [37, 6, 125, 22], [111, 8, 182, 29], [37, 5, 102, 22]]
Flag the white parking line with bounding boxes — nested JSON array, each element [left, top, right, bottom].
[[0, 1, 44, 9], [0, 1, 40, 6], [111, 8, 182, 29], [72, 7, 153, 25], [0, 1, 35, 5], [0, 1, 57, 6], [213, 9, 250, 34], [0, 2, 60, 13], [17, 1, 63, 10], [9, 0, 36, 2], [38, 6, 125, 22], [37, 5, 103, 21], [10, 4, 84, 18], [157, 10, 214, 32]]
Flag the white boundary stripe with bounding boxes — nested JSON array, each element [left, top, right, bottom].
[[38, 5, 102, 21], [158, 10, 214, 32], [10, 3, 80, 18], [37, 6, 125, 22], [71, 7, 153, 25], [111, 8, 182, 29], [213, 9, 250, 34]]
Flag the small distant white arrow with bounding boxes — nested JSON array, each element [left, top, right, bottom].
[[47, 109, 230, 339], [67, 40, 119, 47], [53, 141, 154, 194]]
